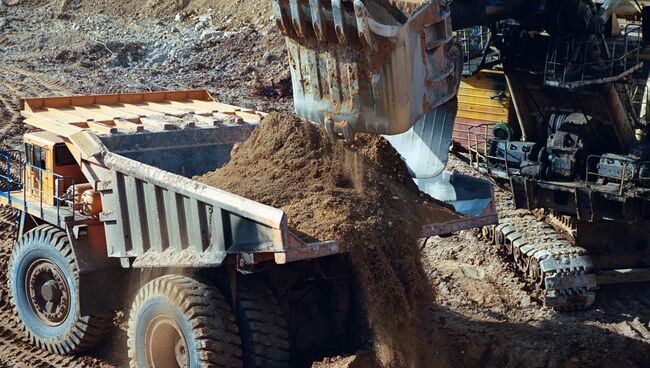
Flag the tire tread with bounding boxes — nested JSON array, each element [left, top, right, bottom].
[[236, 276, 290, 368], [127, 275, 243, 368], [8, 224, 112, 355]]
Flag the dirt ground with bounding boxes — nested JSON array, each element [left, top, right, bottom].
[[0, 1, 649, 367]]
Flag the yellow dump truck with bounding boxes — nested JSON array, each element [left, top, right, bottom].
[[0, 90, 496, 367], [0, 0, 504, 364]]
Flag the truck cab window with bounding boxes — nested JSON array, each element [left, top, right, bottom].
[[55, 144, 76, 166], [33, 145, 46, 169], [25, 143, 33, 164]]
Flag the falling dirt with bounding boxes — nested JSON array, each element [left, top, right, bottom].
[[196, 112, 461, 367]]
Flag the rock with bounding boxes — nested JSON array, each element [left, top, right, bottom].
[[262, 51, 275, 63], [459, 264, 485, 280], [199, 28, 222, 41], [174, 12, 186, 22], [197, 14, 212, 23], [194, 21, 207, 32], [0, 18, 5, 31], [170, 25, 180, 33]]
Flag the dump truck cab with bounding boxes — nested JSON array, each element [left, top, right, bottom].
[[23, 131, 85, 206]]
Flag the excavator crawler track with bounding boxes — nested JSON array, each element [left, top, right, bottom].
[[485, 199, 597, 311]]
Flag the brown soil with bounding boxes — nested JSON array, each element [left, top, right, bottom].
[[312, 352, 381, 368], [20, 0, 273, 30], [196, 112, 460, 367]]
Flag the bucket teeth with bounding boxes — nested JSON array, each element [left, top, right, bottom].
[[274, 0, 374, 44], [309, 0, 326, 41], [272, 0, 459, 139]]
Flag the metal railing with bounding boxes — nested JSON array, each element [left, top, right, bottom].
[[544, 25, 643, 88], [0, 150, 23, 206], [628, 79, 648, 124], [466, 131, 650, 197], [23, 163, 77, 224], [585, 154, 650, 196], [0, 150, 77, 224], [455, 26, 496, 76], [625, 63, 650, 125], [466, 124, 513, 178]]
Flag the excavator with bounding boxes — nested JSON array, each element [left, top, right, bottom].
[[456, 0, 650, 311], [272, 0, 649, 311]]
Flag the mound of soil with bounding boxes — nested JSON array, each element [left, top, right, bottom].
[[196, 112, 461, 367]]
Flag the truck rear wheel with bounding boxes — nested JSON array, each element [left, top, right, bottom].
[[235, 276, 290, 368], [128, 275, 243, 368], [8, 225, 111, 354]]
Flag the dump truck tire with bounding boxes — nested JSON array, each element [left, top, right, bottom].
[[127, 274, 243, 368], [235, 276, 290, 368], [8, 224, 112, 354]]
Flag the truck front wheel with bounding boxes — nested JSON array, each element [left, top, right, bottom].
[[127, 274, 243, 368], [8, 224, 112, 354]]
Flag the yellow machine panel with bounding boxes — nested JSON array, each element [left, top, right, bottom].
[[454, 69, 511, 150]]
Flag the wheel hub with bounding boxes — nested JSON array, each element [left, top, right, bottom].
[[25, 259, 70, 326], [146, 316, 189, 368], [41, 280, 62, 302]]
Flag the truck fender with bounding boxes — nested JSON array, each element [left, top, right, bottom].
[[65, 224, 130, 315]]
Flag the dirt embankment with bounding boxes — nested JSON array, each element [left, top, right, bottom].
[[197, 112, 461, 367], [17, 0, 273, 30]]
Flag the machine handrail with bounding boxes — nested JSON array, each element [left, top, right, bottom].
[[0, 150, 77, 225], [544, 24, 643, 88], [585, 154, 650, 196], [22, 163, 76, 224], [0, 150, 23, 207]]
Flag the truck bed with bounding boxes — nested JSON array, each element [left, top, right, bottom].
[[8, 90, 497, 268]]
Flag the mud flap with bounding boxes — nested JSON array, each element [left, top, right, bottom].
[[65, 225, 129, 315]]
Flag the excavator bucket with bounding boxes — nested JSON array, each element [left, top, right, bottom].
[[272, 0, 460, 140]]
